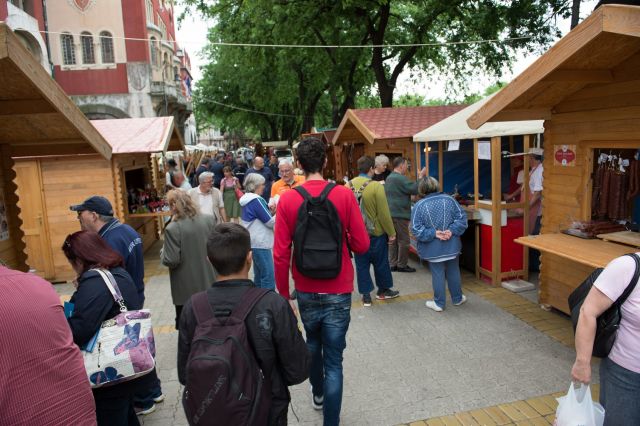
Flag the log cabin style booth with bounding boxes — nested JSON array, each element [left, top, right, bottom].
[[332, 106, 465, 180], [11, 116, 185, 283], [413, 94, 545, 285], [301, 129, 337, 180], [0, 22, 112, 277], [467, 4, 640, 313]]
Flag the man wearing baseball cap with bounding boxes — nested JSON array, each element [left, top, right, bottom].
[[70, 196, 165, 414]]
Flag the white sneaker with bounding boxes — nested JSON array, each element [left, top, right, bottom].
[[311, 394, 323, 410], [425, 300, 443, 312], [453, 295, 467, 306]]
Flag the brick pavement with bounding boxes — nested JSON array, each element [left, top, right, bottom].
[[54, 244, 590, 425]]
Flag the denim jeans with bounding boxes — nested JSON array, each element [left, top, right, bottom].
[[133, 372, 162, 409], [297, 292, 351, 426], [252, 248, 275, 290], [428, 256, 463, 308], [354, 234, 393, 295], [600, 357, 640, 425]]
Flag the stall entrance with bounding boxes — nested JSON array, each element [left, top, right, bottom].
[[13, 160, 55, 279]]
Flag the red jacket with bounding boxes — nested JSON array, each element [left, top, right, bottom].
[[274, 180, 370, 298]]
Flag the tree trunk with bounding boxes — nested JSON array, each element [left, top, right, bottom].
[[571, 0, 581, 29]]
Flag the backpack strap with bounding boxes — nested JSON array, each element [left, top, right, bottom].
[[293, 185, 312, 201], [614, 254, 640, 308], [192, 291, 215, 325], [229, 288, 270, 322], [318, 182, 336, 202]]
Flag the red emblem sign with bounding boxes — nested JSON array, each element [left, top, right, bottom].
[[73, 0, 92, 11], [554, 146, 576, 166]]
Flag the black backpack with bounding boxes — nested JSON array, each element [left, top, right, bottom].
[[293, 183, 343, 279], [182, 288, 271, 426], [568, 253, 640, 358]]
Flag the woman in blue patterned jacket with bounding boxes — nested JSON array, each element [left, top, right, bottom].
[[411, 176, 468, 312]]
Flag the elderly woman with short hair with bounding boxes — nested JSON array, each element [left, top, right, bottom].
[[162, 190, 216, 328], [411, 176, 468, 312], [373, 154, 391, 182], [239, 173, 276, 290]]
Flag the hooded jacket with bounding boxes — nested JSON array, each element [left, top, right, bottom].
[[239, 192, 275, 249]]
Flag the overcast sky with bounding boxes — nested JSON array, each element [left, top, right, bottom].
[[175, 1, 599, 101]]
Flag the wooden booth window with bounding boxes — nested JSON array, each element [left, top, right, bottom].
[[572, 144, 640, 239], [125, 168, 149, 214]]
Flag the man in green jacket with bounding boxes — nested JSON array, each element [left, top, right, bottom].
[[385, 157, 427, 272], [348, 156, 399, 306]]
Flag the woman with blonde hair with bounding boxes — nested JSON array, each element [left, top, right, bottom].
[[162, 190, 216, 328]]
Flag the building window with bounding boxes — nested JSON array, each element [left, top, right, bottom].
[[61, 33, 75, 65], [81, 31, 95, 64], [145, 0, 154, 24], [100, 31, 115, 64], [149, 36, 158, 67], [163, 52, 169, 80]]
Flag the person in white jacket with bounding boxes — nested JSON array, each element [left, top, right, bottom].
[[239, 173, 276, 289]]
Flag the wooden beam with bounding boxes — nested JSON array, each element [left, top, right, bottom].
[[10, 143, 100, 157], [0, 99, 54, 115], [542, 69, 614, 83], [523, 135, 531, 281], [473, 139, 479, 210], [438, 141, 444, 188], [491, 136, 502, 286]]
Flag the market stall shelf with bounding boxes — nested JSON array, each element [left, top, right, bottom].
[[596, 231, 640, 248]]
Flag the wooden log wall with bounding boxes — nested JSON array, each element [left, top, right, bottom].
[[539, 54, 640, 312], [0, 144, 26, 270], [337, 138, 419, 181], [40, 155, 114, 280]]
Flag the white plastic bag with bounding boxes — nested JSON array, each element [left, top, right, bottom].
[[554, 382, 604, 426]]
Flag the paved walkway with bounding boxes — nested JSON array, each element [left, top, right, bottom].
[[55, 243, 594, 425]]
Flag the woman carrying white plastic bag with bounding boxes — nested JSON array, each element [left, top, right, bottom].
[[571, 254, 640, 425], [555, 382, 604, 426]]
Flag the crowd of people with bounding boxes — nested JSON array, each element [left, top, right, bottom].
[[3, 137, 639, 426]]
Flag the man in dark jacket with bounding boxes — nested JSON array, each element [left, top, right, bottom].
[[209, 154, 225, 187], [246, 156, 274, 201], [70, 195, 163, 415], [178, 223, 310, 426]]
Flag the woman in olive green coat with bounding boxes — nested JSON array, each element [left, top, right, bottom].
[[161, 190, 216, 328]]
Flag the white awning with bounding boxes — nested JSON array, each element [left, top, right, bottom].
[[413, 93, 544, 142]]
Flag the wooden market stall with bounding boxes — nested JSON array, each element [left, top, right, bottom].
[[467, 4, 640, 313], [332, 106, 464, 180], [13, 116, 184, 282], [413, 95, 545, 285], [0, 22, 112, 276]]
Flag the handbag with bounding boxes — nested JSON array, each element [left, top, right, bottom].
[[235, 187, 244, 201], [568, 253, 640, 358], [82, 268, 156, 388]]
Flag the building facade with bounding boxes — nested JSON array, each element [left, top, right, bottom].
[[0, 0, 50, 72], [1, 0, 194, 137]]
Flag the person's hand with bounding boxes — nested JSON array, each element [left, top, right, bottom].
[[435, 230, 446, 240], [571, 359, 591, 384], [288, 299, 299, 317], [443, 230, 452, 240], [419, 167, 427, 178], [269, 203, 277, 214], [388, 235, 396, 243]]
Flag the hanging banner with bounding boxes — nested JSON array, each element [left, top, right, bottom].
[[0, 192, 8, 241], [554, 144, 576, 167]]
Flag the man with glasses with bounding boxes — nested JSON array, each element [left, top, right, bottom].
[[270, 158, 306, 200]]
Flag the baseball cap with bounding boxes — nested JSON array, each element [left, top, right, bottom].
[[70, 196, 114, 216]]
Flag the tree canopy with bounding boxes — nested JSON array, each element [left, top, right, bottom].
[[182, 0, 576, 141]]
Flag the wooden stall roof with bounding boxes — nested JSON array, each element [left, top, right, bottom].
[[0, 23, 111, 159], [91, 116, 184, 154], [333, 105, 465, 145], [301, 129, 336, 145], [467, 4, 640, 129]]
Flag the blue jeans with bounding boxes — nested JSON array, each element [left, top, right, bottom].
[[297, 292, 351, 426], [600, 357, 640, 425], [428, 256, 463, 308], [354, 234, 393, 295], [252, 248, 275, 290], [133, 371, 162, 409]]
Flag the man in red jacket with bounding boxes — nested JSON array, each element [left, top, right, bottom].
[[274, 137, 369, 426]]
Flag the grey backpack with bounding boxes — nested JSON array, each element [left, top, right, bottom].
[[349, 179, 376, 235]]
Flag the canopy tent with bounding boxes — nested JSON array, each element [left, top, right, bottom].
[[413, 94, 544, 142], [92, 117, 184, 154]]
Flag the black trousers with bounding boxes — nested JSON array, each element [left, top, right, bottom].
[[175, 304, 183, 330]]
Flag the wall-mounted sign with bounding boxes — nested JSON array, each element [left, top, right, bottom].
[[554, 145, 576, 167]]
